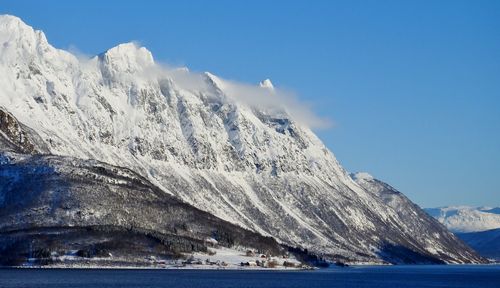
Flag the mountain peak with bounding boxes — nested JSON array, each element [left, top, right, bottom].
[[204, 71, 226, 92], [0, 14, 25, 28], [259, 78, 274, 90], [0, 14, 48, 49], [99, 42, 154, 70], [97, 42, 155, 80]]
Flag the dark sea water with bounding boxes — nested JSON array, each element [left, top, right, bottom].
[[1, 265, 499, 288]]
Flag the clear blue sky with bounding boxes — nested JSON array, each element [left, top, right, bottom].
[[2, 0, 499, 208]]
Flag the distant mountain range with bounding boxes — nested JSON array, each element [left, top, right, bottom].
[[0, 14, 486, 266], [424, 206, 500, 261], [424, 206, 500, 233]]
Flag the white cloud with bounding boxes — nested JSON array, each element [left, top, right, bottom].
[[215, 77, 332, 130], [74, 42, 332, 130], [152, 61, 332, 130]]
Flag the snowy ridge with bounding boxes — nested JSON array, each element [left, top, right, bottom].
[[351, 172, 484, 263], [0, 15, 484, 264], [425, 206, 500, 233]]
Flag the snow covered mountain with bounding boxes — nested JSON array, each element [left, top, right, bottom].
[[0, 15, 485, 264], [424, 206, 500, 233], [350, 172, 485, 262], [424, 206, 500, 261]]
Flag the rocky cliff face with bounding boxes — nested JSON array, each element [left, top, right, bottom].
[[0, 108, 49, 154], [0, 14, 485, 264]]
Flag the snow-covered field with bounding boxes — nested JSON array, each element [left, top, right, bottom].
[[191, 247, 303, 269]]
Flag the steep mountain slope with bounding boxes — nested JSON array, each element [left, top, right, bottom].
[[0, 15, 485, 264], [351, 172, 484, 263], [424, 206, 500, 233], [0, 150, 283, 266]]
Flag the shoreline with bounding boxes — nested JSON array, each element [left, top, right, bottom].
[[2, 263, 498, 271], [3, 265, 312, 271]]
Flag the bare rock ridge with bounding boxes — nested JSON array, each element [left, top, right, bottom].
[[0, 14, 486, 264], [0, 107, 49, 154]]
